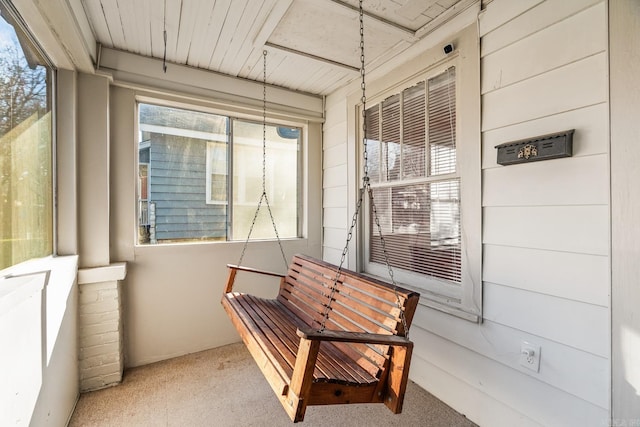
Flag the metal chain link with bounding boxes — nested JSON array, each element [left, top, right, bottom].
[[320, 0, 410, 339], [237, 50, 288, 270]]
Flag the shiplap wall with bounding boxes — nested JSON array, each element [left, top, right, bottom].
[[322, 92, 350, 265], [323, 0, 610, 425]]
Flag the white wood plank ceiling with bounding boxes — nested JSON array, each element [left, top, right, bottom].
[[81, 0, 470, 95]]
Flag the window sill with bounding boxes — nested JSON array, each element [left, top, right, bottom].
[[360, 270, 481, 323], [416, 295, 481, 323]]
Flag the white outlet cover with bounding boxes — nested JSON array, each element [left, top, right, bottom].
[[519, 341, 541, 372]]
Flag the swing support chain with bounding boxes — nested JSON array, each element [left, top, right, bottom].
[[237, 50, 288, 271], [319, 0, 410, 339]]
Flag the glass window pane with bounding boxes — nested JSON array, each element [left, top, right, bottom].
[[381, 94, 400, 182], [428, 67, 456, 176], [231, 121, 300, 240], [369, 179, 461, 283], [137, 103, 229, 244], [206, 141, 227, 204], [402, 82, 426, 179], [364, 105, 380, 183], [0, 9, 52, 269]]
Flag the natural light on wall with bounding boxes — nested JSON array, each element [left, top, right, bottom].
[[0, 3, 52, 270]]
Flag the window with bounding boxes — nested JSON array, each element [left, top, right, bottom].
[[137, 103, 301, 245], [0, 2, 53, 270], [361, 24, 481, 320], [367, 67, 461, 282]]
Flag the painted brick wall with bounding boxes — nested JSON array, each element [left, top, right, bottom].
[[78, 280, 123, 391]]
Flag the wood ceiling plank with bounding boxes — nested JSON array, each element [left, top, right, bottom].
[[164, 0, 182, 62], [148, 0, 164, 59], [116, 0, 142, 54], [218, 0, 266, 74], [82, 0, 113, 47], [132, 0, 151, 57], [183, 0, 218, 67], [174, 0, 199, 64], [82, 0, 468, 96], [222, 0, 279, 76], [188, 0, 230, 68], [207, 0, 249, 70], [99, 0, 126, 48]]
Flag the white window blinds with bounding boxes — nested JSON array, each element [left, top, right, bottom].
[[367, 66, 461, 284]]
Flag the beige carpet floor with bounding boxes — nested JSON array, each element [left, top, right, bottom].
[[69, 342, 476, 427]]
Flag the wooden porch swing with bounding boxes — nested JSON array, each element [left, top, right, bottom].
[[220, 1, 420, 422]]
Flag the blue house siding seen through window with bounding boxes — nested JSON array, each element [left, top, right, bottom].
[[148, 133, 227, 242]]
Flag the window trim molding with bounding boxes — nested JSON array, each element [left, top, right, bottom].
[[347, 22, 482, 321], [133, 97, 308, 246]]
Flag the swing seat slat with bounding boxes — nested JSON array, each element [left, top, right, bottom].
[[221, 254, 420, 422]]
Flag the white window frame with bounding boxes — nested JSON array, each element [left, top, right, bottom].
[[353, 23, 481, 321], [0, 0, 55, 269], [135, 98, 306, 244], [205, 140, 229, 206]]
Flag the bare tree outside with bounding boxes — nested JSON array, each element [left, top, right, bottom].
[[0, 44, 47, 137], [0, 11, 51, 269]]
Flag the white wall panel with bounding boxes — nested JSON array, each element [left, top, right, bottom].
[[412, 307, 609, 409], [323, 123, 346, 149], [77, 73, 111, 268], [483, 154, 608, 207], [321, 1, 612, 425], [483, 205, 609, 255], [478, 0, 543, 37], [410, 356, 542, 427], [482, 53, 607, 131], [482, 2, 606, 93], [324, 96, 347, 129], [610, 0, 640, 420], [323, 227, 348, 252], [483, 244, 609, 306], [322, 207, 347, 229], [323, 186, 347, 208], [323, 144, 347, 169], [322, 245, 344, 266], [322, 164, 347, 188], [410, 325, 609, 426], [483, 283, 609, 357], [482, 103, 609, 169], [481, 0, 603, 56]]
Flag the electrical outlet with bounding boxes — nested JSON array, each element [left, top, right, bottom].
[[519, 341, 541, 372]]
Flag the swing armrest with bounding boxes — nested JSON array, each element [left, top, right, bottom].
[[296, 327, 413, 347], [226, 264, 286, 278], [224, 264, 286, 293]]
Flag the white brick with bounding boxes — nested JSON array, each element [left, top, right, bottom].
[[80, 310, 119, 326], [79, 321, 119, 338], [98, 288, 118, 300], [100, 372, 122, 385], [82, 281, 118, 292], [81, 372, 121, 392], [79, 342, 120, 359], [79, 288, 99, 303], [80, 362, 121, 380], [81, 377, 107, 391], [78, 277, 124, 393], [80, 352, 121, 369], [80, 331, 119, 348], [80, 300, 118, 315]]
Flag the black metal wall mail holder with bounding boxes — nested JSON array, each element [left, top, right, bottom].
[[495, 129, 574, 166]]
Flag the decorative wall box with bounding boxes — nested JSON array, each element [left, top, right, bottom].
[[495, 129, 574, 166]]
